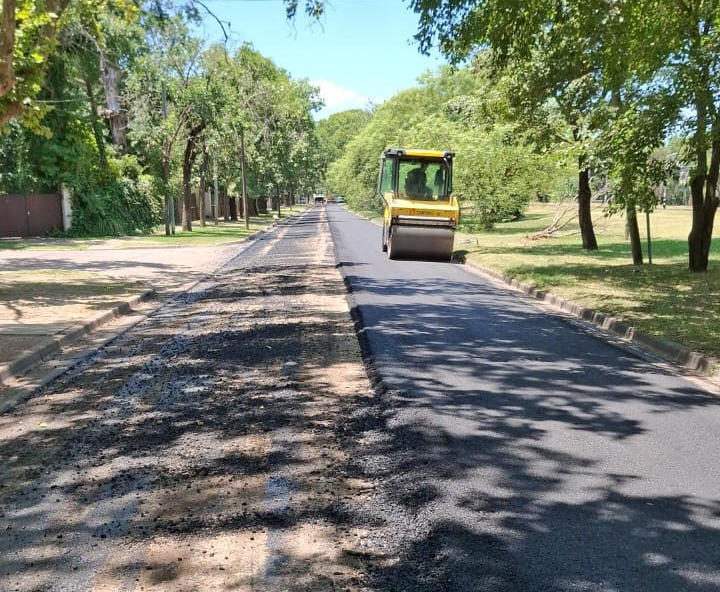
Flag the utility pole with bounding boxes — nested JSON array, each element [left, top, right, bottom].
[[213, 155, 219, 225], [646, 209, 653, 265], [199, 146, 208, 227], [239, 126, 250, 231], [161, 80, 175, 235]]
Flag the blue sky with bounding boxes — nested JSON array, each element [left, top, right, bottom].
[[199, 0, 445, 119]]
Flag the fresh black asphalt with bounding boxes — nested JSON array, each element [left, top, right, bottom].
[[326, 204, 720, 592]]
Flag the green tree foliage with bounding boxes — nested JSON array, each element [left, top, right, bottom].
[[409, 0, 720, 270], [327, 65, 573, 229], [315, 109, 371, 171], [0, 0, 164, 235], [622, 0, 720, 271], [1, 0, 323, 236], [197, 43, 322, 224]]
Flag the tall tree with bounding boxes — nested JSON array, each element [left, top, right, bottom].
[[411, 0, 720, 270], [624, 0, 720, 271]]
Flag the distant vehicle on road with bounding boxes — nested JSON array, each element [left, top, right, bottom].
[[335, 196, 345, 204], [313, 193, 326, 204]]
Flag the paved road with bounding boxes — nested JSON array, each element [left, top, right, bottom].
[[0, 208, 375, 591], [327, 204, 720, 592]]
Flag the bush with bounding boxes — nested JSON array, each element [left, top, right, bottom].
[[68, 175, 163, 236]]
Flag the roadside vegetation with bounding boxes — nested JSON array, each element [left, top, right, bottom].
[[2, 0, 719, 358], [0, 208, 298, 250], [317, 2, 720, 360], [0, 0, 324, 238], [325, 1, 720, 270]]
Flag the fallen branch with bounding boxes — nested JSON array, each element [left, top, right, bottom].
[[526, 203, 576, 241]]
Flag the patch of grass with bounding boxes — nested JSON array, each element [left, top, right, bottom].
[[458, 203, 720, 359], [351, 207, 384, 224], [0, 208, 300, 251], [0, 238, 91, 251]]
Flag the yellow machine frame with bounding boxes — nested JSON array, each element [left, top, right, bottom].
[[378, 148, 459, 260]]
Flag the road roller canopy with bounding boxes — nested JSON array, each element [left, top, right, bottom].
[[379, 148, 454, 202]]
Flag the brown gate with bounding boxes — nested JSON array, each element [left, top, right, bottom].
[[0, 193, 63, 237]]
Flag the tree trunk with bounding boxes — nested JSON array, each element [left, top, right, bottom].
[[688, 180, 718, 271], [199, 149, 208, 227], [229, 196, 238, 221], [162, 157, 171, 236], [84, 74, 108, 171], [212, 157, 219, 225], [688, 129, 720, 271], [0, 0, 15, 99], [99, 53, 127, 148], [182, 121, 206, 232], [626, 204, 643, 265], [239, 127, 250, 230], [223, 190, 231, 222], [578, 162, 598, 250]]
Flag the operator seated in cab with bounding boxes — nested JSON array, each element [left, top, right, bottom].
[[402, 161, 448, 201], [404, 165, 433, 200]]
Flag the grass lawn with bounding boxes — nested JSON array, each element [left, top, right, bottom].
[[456, 202, 720, 360], [0, 208, 300, 251]]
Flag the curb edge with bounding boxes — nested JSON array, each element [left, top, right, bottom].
[[0, 288, 155, 387], [456, 257, 718, 377]]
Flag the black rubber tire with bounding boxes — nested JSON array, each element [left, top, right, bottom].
[[382, 220, 388, 252]]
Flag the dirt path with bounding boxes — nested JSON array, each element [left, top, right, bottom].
[[0, 207, 381, 591]]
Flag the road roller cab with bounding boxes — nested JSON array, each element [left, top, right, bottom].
[[378, 148, 459, 260]]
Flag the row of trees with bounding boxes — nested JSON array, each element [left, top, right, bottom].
[[321, 1, 717, 273], [0, 0, 324, 235], [407, 0, 719, 271]]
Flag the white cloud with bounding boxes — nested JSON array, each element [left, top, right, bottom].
[[311, 79, 370, 117]]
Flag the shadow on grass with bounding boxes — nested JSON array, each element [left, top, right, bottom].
[[466, 239, 692, 261], [0, 279, 146, 322], [459, 212, 551, 235]]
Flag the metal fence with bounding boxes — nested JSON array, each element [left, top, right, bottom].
[[0, 193, 64, 237]]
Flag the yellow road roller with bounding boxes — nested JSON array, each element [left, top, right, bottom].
[[378, 148, 459, 260]]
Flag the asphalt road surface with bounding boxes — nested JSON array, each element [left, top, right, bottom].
[[0, 208, 376, 592], [326, 204, 720, 592]]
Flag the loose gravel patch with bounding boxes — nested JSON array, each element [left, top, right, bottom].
[[0, 207, 394, 592]]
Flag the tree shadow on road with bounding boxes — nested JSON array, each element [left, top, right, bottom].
[[332, 271, 720, 591], [1, 209, 719, 591]]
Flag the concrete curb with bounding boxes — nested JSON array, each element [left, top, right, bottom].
[[0, 288, 155, 387], [457, 257, 718, 376]]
